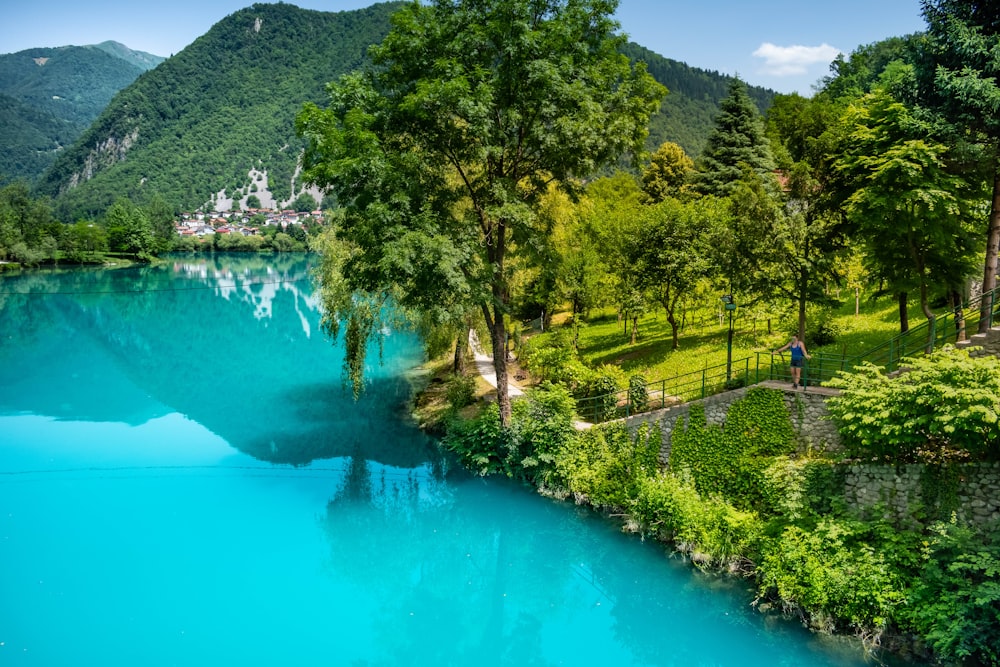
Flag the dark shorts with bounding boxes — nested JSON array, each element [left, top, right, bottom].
[[791, 358, 804, 368]]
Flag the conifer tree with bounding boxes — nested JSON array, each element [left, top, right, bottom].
[[694, 79, 776, 197]]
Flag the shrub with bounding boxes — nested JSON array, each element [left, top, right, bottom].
[[632, 473, 763, 568], [555, 421, 660, 509], [902, 522, 1000, 665], [757, 519, 905, 634], [628, 373, 649, 414], [445, 374, 476, 410], [827, 346, 1000, 462]]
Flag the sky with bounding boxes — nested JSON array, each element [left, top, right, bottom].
[[0, 0, 928, 96]]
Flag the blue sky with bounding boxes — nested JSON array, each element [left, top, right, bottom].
[[1, 0, 926, 95]]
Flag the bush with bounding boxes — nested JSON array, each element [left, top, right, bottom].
[[827, 346, 1000, 462], [555, 421, 661, 509], [628, 373, 649, 414], [757, 519, 905, 634], [902, 522, 1000, 665], [445, 374, 476, 410], [444, 383, 578, 483], [632, 473, 763, 568]]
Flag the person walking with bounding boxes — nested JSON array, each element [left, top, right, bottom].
[[773, 334, 811, 388]]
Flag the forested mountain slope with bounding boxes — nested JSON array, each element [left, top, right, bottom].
[[34, 2, 774, 220], [36, 2, 405, 220], [623, 43, 775, 157], [0, 42, 163, 185]]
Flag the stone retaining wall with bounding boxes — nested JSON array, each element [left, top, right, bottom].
[[622, 386, 1000, 529], [844, 462, 1000, 527], [623, 384, 840, 465]]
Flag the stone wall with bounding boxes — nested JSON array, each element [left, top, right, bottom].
[[843, 462, 1000, 527], [622, 384, 840, 465], [955, 326, 1000, 358], [622, 385, 1000, 529]]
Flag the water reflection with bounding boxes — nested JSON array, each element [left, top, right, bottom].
[[0, 254, 434, 467], [321, 461, 873, 667]]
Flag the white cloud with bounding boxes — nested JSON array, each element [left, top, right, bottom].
[[752, 42, 842, 76]]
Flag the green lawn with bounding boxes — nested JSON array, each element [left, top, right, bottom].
[[547, 290, 936, 387]]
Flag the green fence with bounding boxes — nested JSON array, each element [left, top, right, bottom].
[[576, 286, 1000, 424]]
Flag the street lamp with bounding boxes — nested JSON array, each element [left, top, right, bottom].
[[720, 294, 736, 382]]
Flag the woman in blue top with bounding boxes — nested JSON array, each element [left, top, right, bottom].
[[774, 334, 811, 389]]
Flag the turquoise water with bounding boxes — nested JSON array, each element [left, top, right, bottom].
[[1, 254, 877, 666]]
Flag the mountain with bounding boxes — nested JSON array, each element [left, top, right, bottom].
[[0, 41, 163, 185], [35, 2, 776, 221], [624, 43, 776, 158], [37, 2, 405, 220]]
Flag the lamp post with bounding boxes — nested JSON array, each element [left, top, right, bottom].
[[720, 294, 736, 382]]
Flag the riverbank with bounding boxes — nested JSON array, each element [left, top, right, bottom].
[[415, 343, 1000, 666]]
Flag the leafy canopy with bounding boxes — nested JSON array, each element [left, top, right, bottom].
[[297, 0, 665, 412]]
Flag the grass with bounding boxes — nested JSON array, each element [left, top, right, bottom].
[[532, 290, 938, 389]]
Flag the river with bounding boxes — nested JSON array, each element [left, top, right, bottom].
[[0, 254, 885, 666]]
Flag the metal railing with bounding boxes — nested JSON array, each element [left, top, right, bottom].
[[575, 285, 1000, 424]]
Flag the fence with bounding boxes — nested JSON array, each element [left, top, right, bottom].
[[575, 286, 1000, 424]]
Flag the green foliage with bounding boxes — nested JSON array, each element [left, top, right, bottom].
[[445, 374, 476, 411], [105, 197, 154, 259], [693, 78, 776, 197], [632, 473, 764, 568], [628, 374, 649, 414], [669, 388, 794, 510], [445, 384, 579, 484], [827, 346, 1000, 462], [443, 402, 510, 477], [903, 521, 1000, 665], [757, 519, 906, 632], [555, 421, 661, 509]]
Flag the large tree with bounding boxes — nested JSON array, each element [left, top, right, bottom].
[[921, 0, 1000, 330], [693, 78, 776, 197], [296, 0, 664, 425], [835, 85, 979, 340], [629, 197, 715, 350]]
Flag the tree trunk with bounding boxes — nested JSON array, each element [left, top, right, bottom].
[[490, 305, 511, 426], [453, 331, 467, 374], [898, 291, 909, 333], [667, 310, 679, 350], [979, 162, 1000, 332], [952, 289, 966, 343], [797, 270, 807, 342], [630, 314, 638, 344], [919, 277, 936, 353]]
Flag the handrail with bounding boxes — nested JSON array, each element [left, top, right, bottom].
[[575, 284, 1000, 424]]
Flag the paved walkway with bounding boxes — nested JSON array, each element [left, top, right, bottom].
[[469, 330, 524, 397]]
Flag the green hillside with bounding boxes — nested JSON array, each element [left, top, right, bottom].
[[34, 2, 773, 220], [0, 42, 163, 185], [36, 2, 405, 220], [622, 42, 775, 157]]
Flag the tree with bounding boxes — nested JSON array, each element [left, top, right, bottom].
[[766, 93, 850, 340], [291, 192, 318, 212], [835, 85, 979, 341], [630, 198, 714, 349], [245, 195, 262, 209], [694, 78, 776, 197], [145, 193, 177, 253], [641, 141, 693, 203], [921, 0, 1000, 331], [105, 197, 154, 259], [297, 0, 665, 425]]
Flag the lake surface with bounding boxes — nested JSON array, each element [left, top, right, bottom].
[[1, 254, 882, 666]]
